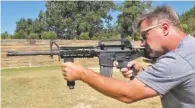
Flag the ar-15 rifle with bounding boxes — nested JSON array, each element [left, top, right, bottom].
[[7, 39, 147, 89]]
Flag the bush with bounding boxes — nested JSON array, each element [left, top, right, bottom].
[[180, 24, 189, 33], [79, 32, 90, 40], [14, 30, 27, 39], [93, 30, 121, 40], [29, 33, 39, 39], [91, 36, 98, 40], [109, 33, 121, 40], [41, 31, 57, 39], [1, 32, 11, 39]]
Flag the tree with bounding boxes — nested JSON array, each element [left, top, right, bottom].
[[15, 10, 50, 39], [31, 10, 48, 39], [14, 30, 27, 39], [29, 33, 39, 39], [180, 24, 189, 33], [116, 1, 151, 40], [41, 31, 57, 39], [180, 6, 195, 36], [15, 18, 33, 36], [45, 1, 116, 39], [79, 32, 90, 40], [1, 31, 11, 39]]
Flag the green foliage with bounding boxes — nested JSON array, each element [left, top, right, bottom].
[[79, 32, 90, 40], [15, 18, 33, 36], [117, 1, 152, 39], [45, 1, 116, 39], [180, 6, 195, 36], [127, 36, 132, 41], [93, 30, 121, 40], [91, 36, 98, 40], [11, 1, 195, 40], [1, 32, 12, 39], [41, 31, 57, 39], [13, 1, 150, 40], [180, 24, 189, 33], [15, 10, 48, 39], [29, 33, 39, 39], [14, 30, 28, 39]]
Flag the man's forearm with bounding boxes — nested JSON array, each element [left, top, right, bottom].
[[81, 69, 136, 103]]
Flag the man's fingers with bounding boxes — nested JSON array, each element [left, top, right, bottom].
[[127, 60, 136, 68], [61, 67, 66, 72], [123, 71, 133, 77], [125, 74, 133, 78], [119, 60, 138, 78], [64, 76, 68, 80], [62, 71, 66, 76], [61, 62, 73, 68], [122, 70, 133, 75], [123, 72, 133, 78], [120, 68, 129, 72], [62, 67, 73, 81], [120, 69, 133, 78], [61, 62, 73, 74]]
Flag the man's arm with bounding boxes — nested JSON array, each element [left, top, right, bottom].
[[62, 62, 158, 103]]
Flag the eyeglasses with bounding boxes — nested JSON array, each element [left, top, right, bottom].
[[140, 22, 178, 41], [140, 24, 161, 40]]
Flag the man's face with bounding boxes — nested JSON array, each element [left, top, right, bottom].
[[139, 19, 166, 58]]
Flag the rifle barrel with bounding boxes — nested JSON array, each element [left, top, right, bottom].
[[7, 51, 59, 56]]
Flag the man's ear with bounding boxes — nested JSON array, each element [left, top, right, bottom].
[[161, 23, 169, 36]]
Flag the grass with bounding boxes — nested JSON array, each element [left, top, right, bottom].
[[1, 60, 161, 108]]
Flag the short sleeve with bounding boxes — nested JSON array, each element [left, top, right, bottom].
[[136, 52, 193, 95]]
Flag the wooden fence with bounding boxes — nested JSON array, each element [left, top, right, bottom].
[[1, 39, 140, 69]]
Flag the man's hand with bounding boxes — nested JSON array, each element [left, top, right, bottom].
[[115, 60, 143, 78], [61, 62, 87, 81], [62, 61, 157, 103]]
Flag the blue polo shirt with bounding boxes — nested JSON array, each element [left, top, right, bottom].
[[136, 35, 195, 108]]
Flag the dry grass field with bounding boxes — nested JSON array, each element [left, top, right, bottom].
[[1, 39, 162, 108], [1, 65, 161, 108]]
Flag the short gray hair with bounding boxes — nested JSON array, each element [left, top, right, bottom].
[[137, 5, 181, 29]]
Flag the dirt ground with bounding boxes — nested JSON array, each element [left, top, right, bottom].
[[1, 65, 162, 108], [1, 39, 162, 108]]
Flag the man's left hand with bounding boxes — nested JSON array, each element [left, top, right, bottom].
[[61, 62, 86, 81]]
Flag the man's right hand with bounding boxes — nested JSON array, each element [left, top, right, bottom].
[[119, 60, 143, 78]]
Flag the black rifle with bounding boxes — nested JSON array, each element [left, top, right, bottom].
[[7, 39, 147, 89]]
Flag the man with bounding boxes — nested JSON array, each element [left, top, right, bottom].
[[61, 6, 195, 108]]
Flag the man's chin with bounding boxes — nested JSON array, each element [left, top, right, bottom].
[[149, 53, 162, 58], [144, 48, 162, 59]]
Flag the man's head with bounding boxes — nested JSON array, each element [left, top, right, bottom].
[[137, 6, 185, 58]]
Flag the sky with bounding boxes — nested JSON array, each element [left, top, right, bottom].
[[1, 1, 195, 35]]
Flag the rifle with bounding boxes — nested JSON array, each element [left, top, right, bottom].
[[7, 39, 147, 89]]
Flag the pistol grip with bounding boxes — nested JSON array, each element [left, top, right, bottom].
[[117, 61, 137, 80], [130, 68, 137, 80]]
